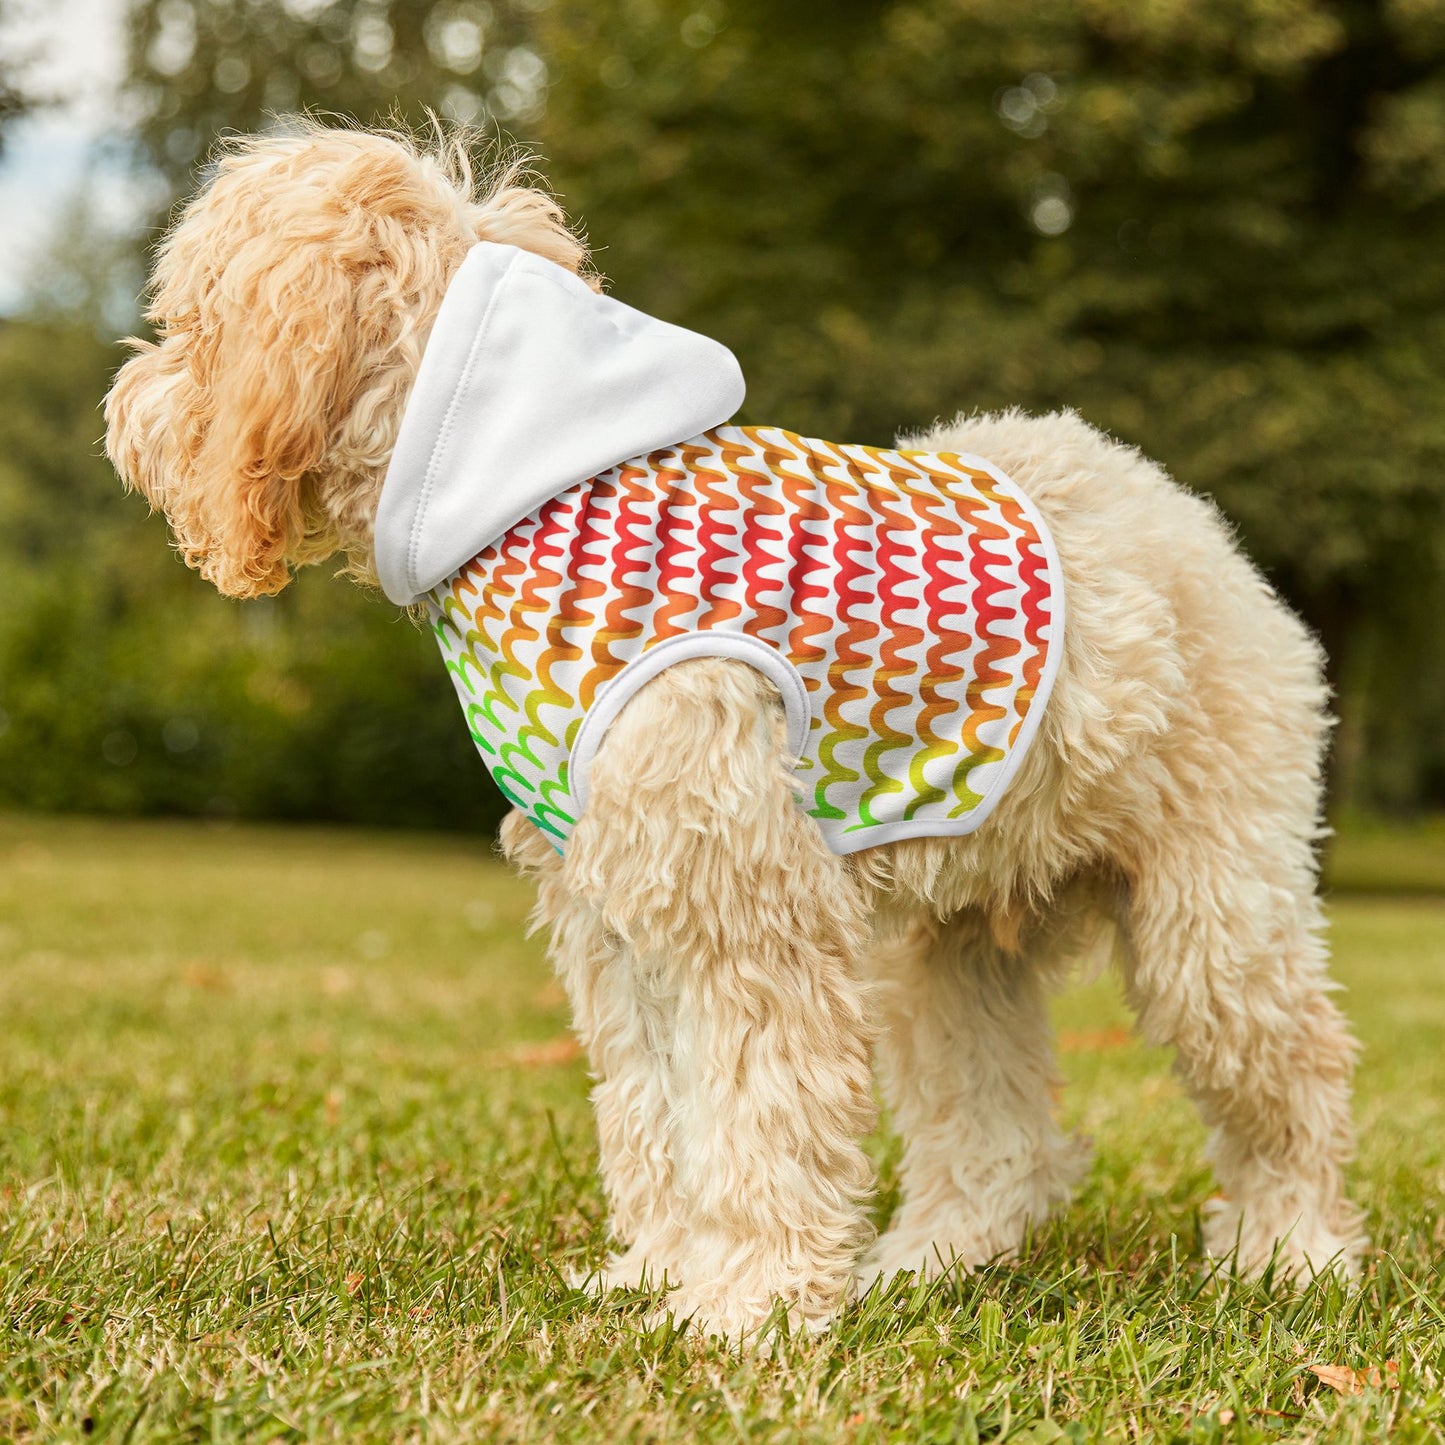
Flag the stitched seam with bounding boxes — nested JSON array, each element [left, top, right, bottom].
[[567, 631, 811, 814], [952, 467, 1065, 827], [406, 250, 517, 597]]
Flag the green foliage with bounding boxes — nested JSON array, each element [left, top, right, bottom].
[[127, 0, 546, 188], [2, 813, 1444, 1439], [4, 0, 1444, 824], [1326, 810, 1445, 892], [533, 0, 1445, 807], [0, 317, 505, 832], [0, 0, 34, 154]]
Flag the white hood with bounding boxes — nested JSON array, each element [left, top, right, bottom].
[[373, 242, 746, 605]]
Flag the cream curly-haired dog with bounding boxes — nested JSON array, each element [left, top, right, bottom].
[[105, 124, 1364, 1342]]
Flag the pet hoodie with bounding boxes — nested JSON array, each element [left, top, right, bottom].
[[374, 242, 1065, 854]]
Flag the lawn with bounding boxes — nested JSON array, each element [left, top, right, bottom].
[[2, 812, 1443, 1443]]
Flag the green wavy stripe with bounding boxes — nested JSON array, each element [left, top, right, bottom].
[[445, 652, 487, 697]]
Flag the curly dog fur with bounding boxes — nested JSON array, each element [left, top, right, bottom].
[[105, 123, 1365, 1343]]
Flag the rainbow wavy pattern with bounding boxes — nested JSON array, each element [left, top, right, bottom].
[[428, 425, 1062, 854]]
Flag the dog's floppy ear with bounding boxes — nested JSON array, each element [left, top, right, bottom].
[[106, 333, 195, 529], [106, 236, 353, 600], [105, 126, 595, 599], [178, 241, 354, 598]]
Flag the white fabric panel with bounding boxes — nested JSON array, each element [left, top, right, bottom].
[[374, 242, 745, 605]]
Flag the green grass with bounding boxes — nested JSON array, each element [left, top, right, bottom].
[[1325, 813, 1445, 896], [2, 813, 1443, 1443]]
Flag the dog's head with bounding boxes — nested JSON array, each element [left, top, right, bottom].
[[105, 123, 589, 598]]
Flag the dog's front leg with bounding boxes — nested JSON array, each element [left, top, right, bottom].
[[564, 658, 878, 1344], [502, 808, 686, 1290]]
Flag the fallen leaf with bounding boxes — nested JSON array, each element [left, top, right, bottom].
[[181, 962, 229, 992], [534, 980, 567, 1009], [1057, 1027, 1133, 1052], [1309, 1362, 1399, 1395], [502, 1037, 583, 1068], [344, 1273, 364, 1296]]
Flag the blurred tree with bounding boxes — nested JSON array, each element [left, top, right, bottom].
[[534, 0, 1445, 811], [14, 0, 1438, 825], [0, 317, 501, 830], [126, 0, 548, 189], [0, 0, 36, 151], [11, 0, 573, 832]]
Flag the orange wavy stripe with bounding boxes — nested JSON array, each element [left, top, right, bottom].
[[580, 464, 653, 706]]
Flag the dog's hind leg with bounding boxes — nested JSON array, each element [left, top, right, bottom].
[[860, 908, 1089, 1289], [1119, 828, 1364, 1280], [563, 657, 878, 1342]]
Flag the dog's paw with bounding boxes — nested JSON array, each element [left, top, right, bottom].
[[859, 1199, 1054, 1290], [860, 1133, 1092, 1295], [1202, 1196, 1367, 1282], [570, 1245, 675, 1296], [645, 1287, 836, 1351], [856, 1233, 994, 1296]]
